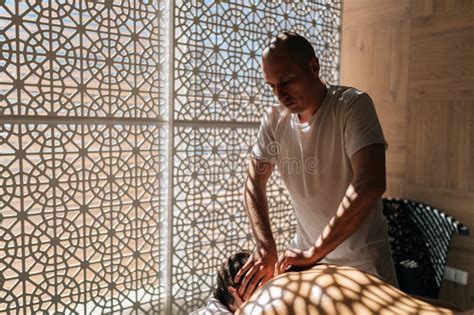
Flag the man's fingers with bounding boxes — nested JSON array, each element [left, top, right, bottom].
[[279, 260, 287, 274], [278, 252, 287, 274], [238, 264, 258, 296], [274, 253, 286, 276], [279, 255, 294, 274], [258, 273, 272, 289], [234, 258, 253, 283], [242, 270, 263, 300], [276, 258, 285, 275], [276, 252, 286, 269]]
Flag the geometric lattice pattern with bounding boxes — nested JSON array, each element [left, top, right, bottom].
[[174, 1, 341, 122], [171, 1, 341, 313], [1, 1, 341, 314], [0, 1, 166, 314]]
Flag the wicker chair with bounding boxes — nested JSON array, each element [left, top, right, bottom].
[[382, 197, 470, 298]]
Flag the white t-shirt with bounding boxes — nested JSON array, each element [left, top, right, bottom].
[[251, 84, 397, 286]]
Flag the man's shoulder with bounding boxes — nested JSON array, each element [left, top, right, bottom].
[[329, 85, 369, 106]]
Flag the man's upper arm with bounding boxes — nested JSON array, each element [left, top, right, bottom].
[[344, 93, 388, 158], [246, 157, 274, 189], [251, 106, 279, 162], [350, 143, 386, 193]]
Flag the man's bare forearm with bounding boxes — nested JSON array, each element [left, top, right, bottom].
[[310, 182, 385, 261], [235, 159, 278, 299], [244, 174, 276, 252]]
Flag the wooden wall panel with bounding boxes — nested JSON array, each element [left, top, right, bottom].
[[439, 245, 474, 310], [471, 105, 474, 191], [342, 0, 410, 27], [409, 6, 474, 101], [340, 0, 410, 197], [406, 101, 472, 190], [341, 0, 474, 309], [407, 1, 474, 308]]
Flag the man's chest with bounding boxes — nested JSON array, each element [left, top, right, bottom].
[[275, 126, 345, 177]]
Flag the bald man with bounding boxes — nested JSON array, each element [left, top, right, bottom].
[[236, 32, 397, 300]]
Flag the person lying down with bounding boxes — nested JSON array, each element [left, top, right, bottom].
[[192, 250, 460, 315]]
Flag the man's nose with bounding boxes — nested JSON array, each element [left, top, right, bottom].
[[275, 87, 287, 100]]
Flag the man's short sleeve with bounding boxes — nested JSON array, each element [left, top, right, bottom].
[[344, 93, 388, 158], [250, 106, 278, 163]]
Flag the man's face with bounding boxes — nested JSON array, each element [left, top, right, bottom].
[[261, 52, 317, 114]]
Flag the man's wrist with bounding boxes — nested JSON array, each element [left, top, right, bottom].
[[257, 241, 277, 257], [308, 245, 321, 263]]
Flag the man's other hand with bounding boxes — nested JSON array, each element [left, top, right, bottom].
[[234, 248, 277, 301], [275, 247, 319, 276]]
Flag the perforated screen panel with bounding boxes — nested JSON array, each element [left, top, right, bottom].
[[170, 1, 341, 313], [0, 1, 341, 314], [0, 1, 167, 314]]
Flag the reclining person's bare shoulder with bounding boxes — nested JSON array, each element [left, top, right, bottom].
[[236, 264, 456, 315]]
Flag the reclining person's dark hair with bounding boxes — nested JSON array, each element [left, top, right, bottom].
[[213, 250, 251, 310]]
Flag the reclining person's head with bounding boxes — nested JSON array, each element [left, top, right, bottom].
[[213, 250, 251, 312]]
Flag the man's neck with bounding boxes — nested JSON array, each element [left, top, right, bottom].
[[298, 81, 328, 123]]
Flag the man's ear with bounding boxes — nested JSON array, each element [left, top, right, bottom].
[[310, 56, 320, 76]]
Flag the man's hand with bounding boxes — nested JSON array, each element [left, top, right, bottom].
[[274, 247, 318, 276], [234, 247, 277, 301]]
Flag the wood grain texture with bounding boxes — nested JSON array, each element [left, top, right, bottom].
[[407, 2, 473, 308], [342, 0, 410, 27], [341, 0, 474, 309], [341, 0, 410, 197], [408, 7, 474, 101], [406, 101, 472, 190], [439, 243, 474, 310]]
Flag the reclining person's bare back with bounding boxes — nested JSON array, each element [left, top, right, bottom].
[[236, 264, 456, 315]]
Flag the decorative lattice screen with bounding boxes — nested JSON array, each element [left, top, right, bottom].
[[0, 1, 167, 314], [170, 1, 341, 313], [0, 1, 341, 314]]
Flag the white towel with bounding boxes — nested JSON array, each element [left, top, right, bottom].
[[189, 296, 233, 315]]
